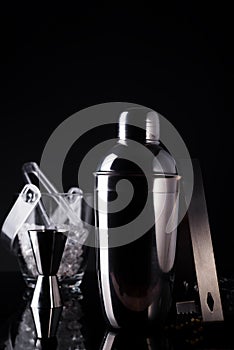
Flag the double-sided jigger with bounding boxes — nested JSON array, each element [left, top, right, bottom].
[[28, 228, 68, 339]]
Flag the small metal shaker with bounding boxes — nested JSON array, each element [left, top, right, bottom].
[[28, 228, 67, 338]]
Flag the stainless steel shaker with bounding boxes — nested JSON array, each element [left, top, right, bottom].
[[94, 107, 180, 329]]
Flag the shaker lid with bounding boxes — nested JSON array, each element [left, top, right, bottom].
[[118, 107, 160, 142]]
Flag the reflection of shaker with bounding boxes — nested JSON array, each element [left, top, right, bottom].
[[94, 107, 180, 328], [99, 331, 172, 350]]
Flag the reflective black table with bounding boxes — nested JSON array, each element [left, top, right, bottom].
[[0, 269, 234, 349]]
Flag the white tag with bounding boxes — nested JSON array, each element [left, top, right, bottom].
[[1, 184, 41, 249]]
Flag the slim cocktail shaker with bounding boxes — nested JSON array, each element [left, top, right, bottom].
[[94, 107, 180, 329]]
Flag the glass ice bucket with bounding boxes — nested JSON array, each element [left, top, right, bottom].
[[13, 190, 90, 292]]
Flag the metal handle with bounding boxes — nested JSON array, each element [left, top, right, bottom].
[[186, 159, 224, 322], [1, 184, 41, 249]]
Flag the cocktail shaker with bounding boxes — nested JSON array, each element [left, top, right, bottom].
[[94, 107, 180, 329]]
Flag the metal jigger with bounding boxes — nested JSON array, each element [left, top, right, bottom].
[[28, 229, 67, 339]]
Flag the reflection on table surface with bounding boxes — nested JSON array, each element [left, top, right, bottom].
[[4, 292, 85, 349], [0, 271, 234, 349]]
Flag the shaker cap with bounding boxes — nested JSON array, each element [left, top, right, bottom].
[[118, 107, 160, 142]]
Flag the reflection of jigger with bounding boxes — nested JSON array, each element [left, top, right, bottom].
[[28, 229, 67, 338]]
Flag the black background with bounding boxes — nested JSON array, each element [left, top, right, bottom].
[[0, 6, 233, 276]]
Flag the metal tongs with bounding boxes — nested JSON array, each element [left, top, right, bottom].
[[1, 162, 82, 250], [22, 162, 82, 227]]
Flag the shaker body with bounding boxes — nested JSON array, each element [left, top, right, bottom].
[[95, 170, 180, 328], [94, 108, 180, 329]]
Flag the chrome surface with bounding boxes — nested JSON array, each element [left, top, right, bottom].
[[100, 331, 168, 350], [100, 332, 116, 350], [31, 305, 62, 339], [118, 107, 160, 142], [31, 275, 62, 308], [22, 162, 59, 194], [187, 160, 224, 322], [95, 107, 180, 328], [28, 229, 67, 338], [28, 229, 67, 277], [95, 174, 180, 328]]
